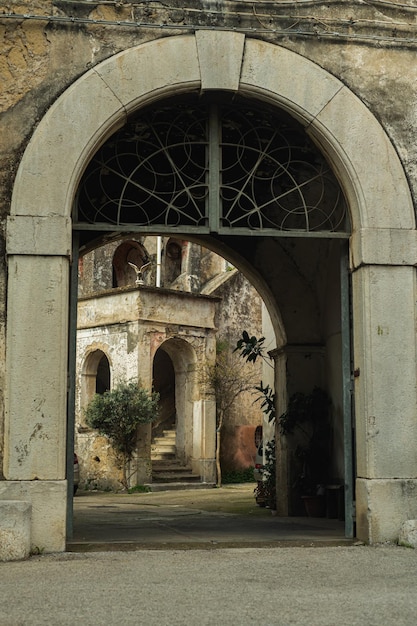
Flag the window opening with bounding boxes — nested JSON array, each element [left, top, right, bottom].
[[96, 354, 110, 395]]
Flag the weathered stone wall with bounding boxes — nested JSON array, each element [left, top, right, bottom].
[[212, 270, 265, 426], [2, 2, 417, 198]]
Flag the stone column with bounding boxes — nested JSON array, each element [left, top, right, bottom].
[[351, 229, 417, 542], [1, 215, 71, 552], [192, 399, 216, 483], [133, 325, 154, 485]]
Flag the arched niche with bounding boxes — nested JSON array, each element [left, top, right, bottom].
[[112, 240, 149, 288], [80, 349, 112, 427]]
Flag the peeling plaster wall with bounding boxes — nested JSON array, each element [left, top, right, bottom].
[[211, 270, 265, 430]]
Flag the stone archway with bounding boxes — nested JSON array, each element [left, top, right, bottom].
[[4, 32, 417, 550]]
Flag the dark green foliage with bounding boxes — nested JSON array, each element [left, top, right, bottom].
[[253, 439, 276, 508], [85, 381, 159, 488], [235, 332, 332, 503], [263, 439, 276, 508], [235, 331, 277, 507], [278, 387, 330, 436], [235, 331, 276, 422], [222, 467, 255, 484], [128, 484, 152, 494], [279, 388, 331, 495], [253, 381, 276, 423], [234, 330, 266, 363]]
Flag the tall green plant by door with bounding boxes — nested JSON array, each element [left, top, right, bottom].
[[235, 331, 277, 508], [85, 380, 159, 489]]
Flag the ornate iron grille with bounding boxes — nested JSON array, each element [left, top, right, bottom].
[[220, 107, 346, 233], [77, 105, 208, 228], [76, 100, 348, 236]]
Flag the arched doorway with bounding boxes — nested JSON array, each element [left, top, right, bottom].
[[152, 347, 176, 439], [6, 33, 416, 551], [76, 93, 350, 520], [152, 338, 208, 483]]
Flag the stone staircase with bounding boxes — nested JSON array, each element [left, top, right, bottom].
[[150, 429, 212, 491], [151, 429, 177, 462]]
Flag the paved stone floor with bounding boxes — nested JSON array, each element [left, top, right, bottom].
[[68, 484, 350, 551]]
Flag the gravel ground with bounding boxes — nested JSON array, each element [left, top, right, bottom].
[[1, 545, 416, 625]]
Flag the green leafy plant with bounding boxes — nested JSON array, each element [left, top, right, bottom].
[[235, 330, 267, 364], [235, 332, 332, 505], [222, 467, 255, 484], [128, 484, 151, 494], [263, 439, 276, 509], [85, 380, 159, 489], [253, 381, 276, 423], [254, 438, 276, 509], [235, 331, 277, 508]]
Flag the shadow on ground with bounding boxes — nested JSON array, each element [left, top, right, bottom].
[[68, 483, 351, 551]]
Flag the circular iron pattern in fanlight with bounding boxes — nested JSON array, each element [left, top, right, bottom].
[[77, 99, 348, 235]]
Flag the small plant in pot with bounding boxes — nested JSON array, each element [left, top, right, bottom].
[[278, 387, 331, 517], [253, 439, 277, 511]]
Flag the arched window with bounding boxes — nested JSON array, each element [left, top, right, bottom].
[[80, 349, 111, 426], [96, 353, 110, 395], [112, 240, 149, 287]]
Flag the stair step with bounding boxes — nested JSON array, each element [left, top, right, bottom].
[[152, 472, 201, 483], [162, 429, 176, 437], [152, 461, 189, 471], [155, 430, 177, 441], [144, 482, 216, 492], [154, 431, 176, 441], [151, 452, 177, 461], [152, 446, 176, 456], [152, 437, 175, 445]]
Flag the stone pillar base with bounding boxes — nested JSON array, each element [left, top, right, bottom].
[[0, 501, 31, 561], [198, 459, 216, 483], [356, 478, 417, 544], [0, 481, 67, 554]]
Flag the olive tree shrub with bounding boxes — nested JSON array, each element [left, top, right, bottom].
[[85, 380, 159, 489]]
